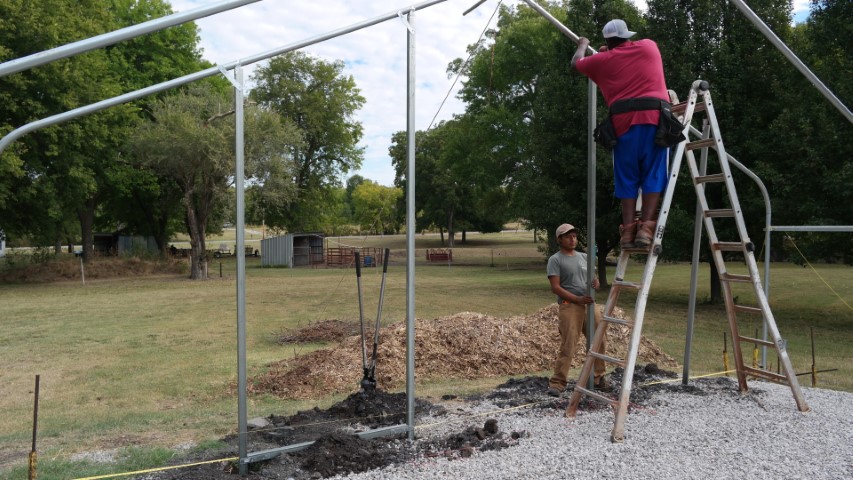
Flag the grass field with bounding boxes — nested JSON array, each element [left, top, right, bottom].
[[1, 230, 850, 478]]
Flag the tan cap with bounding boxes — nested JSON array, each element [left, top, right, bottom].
[[555, 223, 577, 238]]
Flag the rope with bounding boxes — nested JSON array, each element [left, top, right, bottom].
[[72, 456, 239, 480], [785, 235, 853, 311]]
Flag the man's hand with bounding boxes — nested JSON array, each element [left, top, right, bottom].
[[571, 37, 591, 70], [577, 295, 595, 305], [592, 278, 600, 290]]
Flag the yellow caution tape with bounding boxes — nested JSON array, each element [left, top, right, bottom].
[[72, 456, 238, 480]]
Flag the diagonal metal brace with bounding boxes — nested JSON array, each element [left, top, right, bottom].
[[218, 65, 243, 93], [397, 9, 415, 33]]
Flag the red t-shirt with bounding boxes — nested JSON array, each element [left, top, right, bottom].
[[575, 39, 668, 137]]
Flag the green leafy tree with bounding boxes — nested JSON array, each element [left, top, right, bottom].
[[127, 84, 300, 279], [250, 52, 366, 232], [351, 180, 402, 235]]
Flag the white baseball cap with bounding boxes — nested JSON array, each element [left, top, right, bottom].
[[602, 19, 636, 39], [555, 223, 577, 238]]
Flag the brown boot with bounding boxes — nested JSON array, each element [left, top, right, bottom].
[[619, 222, 637, 248], [635, 220, 656, 247]]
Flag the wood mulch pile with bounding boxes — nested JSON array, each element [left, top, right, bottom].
[[250, 304, 678, 399]]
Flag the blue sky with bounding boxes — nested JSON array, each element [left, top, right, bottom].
[[171, 0, 813, 187]]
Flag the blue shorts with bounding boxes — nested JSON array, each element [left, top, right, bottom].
[[612, 124, 669, 199]]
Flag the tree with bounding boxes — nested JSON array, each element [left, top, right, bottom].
[[127, 84, 301, 279], [250, 52, 366, 232], [351, 181, 403, 235]]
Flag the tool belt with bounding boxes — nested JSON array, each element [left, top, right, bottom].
[[593, 97, 686, 150]]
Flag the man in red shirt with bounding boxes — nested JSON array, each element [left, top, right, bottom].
[[571, 19, 670, 248]]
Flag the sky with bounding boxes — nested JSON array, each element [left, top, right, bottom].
[[170, 0, 813, 187]]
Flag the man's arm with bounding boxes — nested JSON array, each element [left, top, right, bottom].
[[549, 275, 594, 304], [570, 37, 591, 70]]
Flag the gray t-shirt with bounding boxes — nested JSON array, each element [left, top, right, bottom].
[[546, 251, 590, 301]]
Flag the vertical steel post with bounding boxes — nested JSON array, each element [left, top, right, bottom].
[[234, 64, 249, 475], [405, 8, 417, 441], [586, 78, 596, 391], [684, 123, 709, 383]]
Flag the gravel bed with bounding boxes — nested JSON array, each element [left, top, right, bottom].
[[335, 379, 852, 480]]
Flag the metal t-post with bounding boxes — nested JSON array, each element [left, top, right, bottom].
[[405, 8, 417, 441], [518, 0, 598, 389]]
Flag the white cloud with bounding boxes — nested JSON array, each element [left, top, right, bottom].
[[170, 0, 499, 186]]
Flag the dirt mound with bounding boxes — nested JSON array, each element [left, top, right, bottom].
[[251, 304, 678, 399]]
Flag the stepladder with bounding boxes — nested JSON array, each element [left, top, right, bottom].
[[565, 79, 810, 442]]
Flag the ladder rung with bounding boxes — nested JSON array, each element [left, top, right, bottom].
[[737, 336, 776, 348], [686, 138, 716, 150], [589, 351, 626, 368], [621, 244, 651, 253], [603, 315, 633, 327], [742, 366, 789, 385], [573, 386, 619, 407], [705, 209, 735, 218], [612, 279, 642, 290], [671, 101, 706, 115], [694, 173, 726, 184], [713, 242, 744, 251], [733, 304, 763, 315], [721, 273, 752, 283]]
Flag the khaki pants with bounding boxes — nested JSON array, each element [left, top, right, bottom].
[[549, 302, 607, 390]]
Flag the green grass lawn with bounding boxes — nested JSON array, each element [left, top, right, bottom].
[[0, 232, 850, 478]]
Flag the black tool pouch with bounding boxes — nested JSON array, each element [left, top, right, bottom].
[[654, 102, 687, 147], [594, 116, 618, 150], [606, 97, 687, 149]]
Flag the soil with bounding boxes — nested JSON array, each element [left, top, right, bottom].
[[141, 365, 685, 480]]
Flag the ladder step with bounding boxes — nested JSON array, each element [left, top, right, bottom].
[[589, 351, 626, 368], [694, 173, 726, 184], [603, 314, 634, 327], [737, 336, 776, 348], [622, 244, 651, 254], [733, 304, 763, 315], [713, 242, 744, 251], [742, 366, 789, 385], [671, 101, 706, 115], [721, 273, 752, 283], [704, 209, 736, 218], [573, 386, 619, 407], [686, 138, 716, 151], [612, 279, 642, 290]]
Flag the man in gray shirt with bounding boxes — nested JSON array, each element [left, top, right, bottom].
[[546, 223, 608, 396]]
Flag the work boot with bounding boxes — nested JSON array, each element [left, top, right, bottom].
[[594, 376, 613, 393], [619, 222, 637, 248], [634, 221, 656, 247]]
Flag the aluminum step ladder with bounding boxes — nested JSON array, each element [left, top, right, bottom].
[[565, 80, 810, 443]]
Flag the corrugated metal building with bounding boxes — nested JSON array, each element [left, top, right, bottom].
[[261, 233, 324, 267]]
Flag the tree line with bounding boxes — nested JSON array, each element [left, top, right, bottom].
[[388, 0, 851, 281], [1, 0, 850, 282], [0, 0, 395, 279]]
